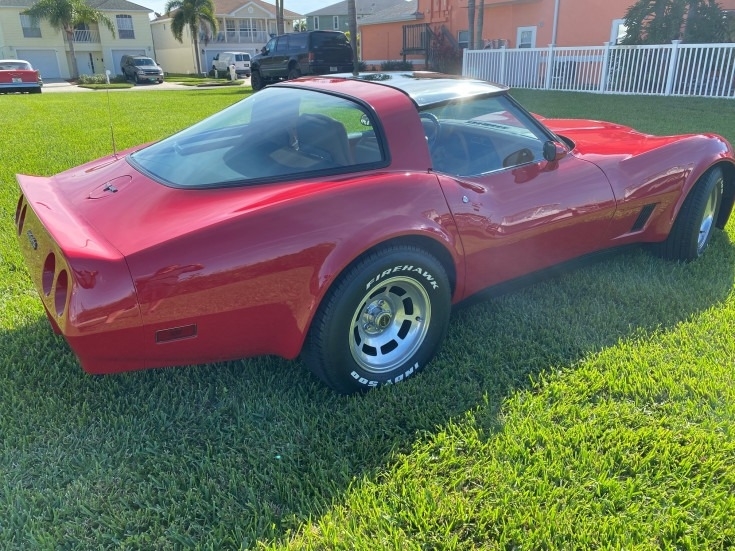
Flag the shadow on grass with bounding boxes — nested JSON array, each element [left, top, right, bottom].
[[1, 232, 734, 547]]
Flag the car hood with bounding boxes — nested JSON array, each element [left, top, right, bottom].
[[17, 149, 307, 258]]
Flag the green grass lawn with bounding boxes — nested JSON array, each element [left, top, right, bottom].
[[2, 88, 735, 549]]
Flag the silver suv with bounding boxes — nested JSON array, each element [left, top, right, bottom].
[[121, 55, 164, 84]]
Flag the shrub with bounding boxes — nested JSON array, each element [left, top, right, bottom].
[[380, 60, 414, 71]]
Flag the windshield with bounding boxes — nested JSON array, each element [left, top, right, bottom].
[[129, 87, 386, 188], [135, 58, 155, 66]]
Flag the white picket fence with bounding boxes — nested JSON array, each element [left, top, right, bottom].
[[462, 41, 735, 98]]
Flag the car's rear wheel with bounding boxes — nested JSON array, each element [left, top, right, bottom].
[[303, 246, 451, 393], [251, 69, 263, 91], [134, 73, 139, 84], [658, 166, 724, 261], [288, 67, 301, 80]]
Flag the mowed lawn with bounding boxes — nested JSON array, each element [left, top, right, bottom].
[[1, 87, 735, 550]]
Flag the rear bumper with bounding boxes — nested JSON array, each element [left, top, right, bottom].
[[0, 82, 42, 92]]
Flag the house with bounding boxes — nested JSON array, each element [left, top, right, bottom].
[[358, 0, 735, 69], [151, 0, 301, 75], [0, 0, 154, 79], [358, 0, 423, 68], [305, 0, 395, 33]]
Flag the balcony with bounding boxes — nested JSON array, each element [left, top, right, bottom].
[[212, 29, 270, 44], [73, 29, 100, 43]]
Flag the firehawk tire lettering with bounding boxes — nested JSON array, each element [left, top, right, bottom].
[[366, 265, 439, 290], [303, 246, 451, 394]]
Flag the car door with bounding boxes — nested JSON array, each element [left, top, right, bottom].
[[425, 95, 617, 297], [258, 38, 277, 77]]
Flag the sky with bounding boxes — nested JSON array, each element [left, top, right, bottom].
[[140, 0, 336, 18]]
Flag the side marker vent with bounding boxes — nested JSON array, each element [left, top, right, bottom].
[[156, 324, 198, 343], [631, 203, 657, 232]]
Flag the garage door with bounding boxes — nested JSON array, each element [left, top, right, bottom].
[[16, 49, 61, 79], [111, 49, 145, 76]]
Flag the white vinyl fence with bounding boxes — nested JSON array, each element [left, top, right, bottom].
[[463, 41, 735, 98]]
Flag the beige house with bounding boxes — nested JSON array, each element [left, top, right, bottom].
[[0, 0, 155, 79], [151, 0, 302, 75]]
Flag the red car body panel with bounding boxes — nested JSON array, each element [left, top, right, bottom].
[[14, 74, 735, 376]]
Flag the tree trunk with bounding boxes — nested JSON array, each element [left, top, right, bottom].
[[348, 0, 358, 74], [64, 25, 79, 80], [276, 0, 284, 35], [193, 33, 202, 74], [468, 0, 475, 51], [475, 0, 485, 49]]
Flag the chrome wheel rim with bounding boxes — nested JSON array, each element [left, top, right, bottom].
[[698, 179, 722, 254], [349, 276, 431, 374]]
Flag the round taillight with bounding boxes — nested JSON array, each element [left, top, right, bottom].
[[55, 270, 69, 317], [42, 253, 56, 296]]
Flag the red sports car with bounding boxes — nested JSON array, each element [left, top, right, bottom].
[[0, 59, 42, 93], [15, 72, 735, 393]]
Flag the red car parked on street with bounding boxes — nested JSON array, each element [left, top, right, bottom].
[[15, 72, 735, 392]]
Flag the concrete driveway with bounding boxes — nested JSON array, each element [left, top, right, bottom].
[[42, 78, 250, 92]]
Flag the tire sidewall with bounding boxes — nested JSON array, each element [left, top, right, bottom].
[[251, 69, 262, 91], [685, 168, 723, 258], [319, 249, 450, 392]]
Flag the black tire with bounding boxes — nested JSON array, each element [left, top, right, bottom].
[[303, 246, 451, 393], [251, 69, 263, 91], [658, 166, 724, 262], [134, 73, 139, 84], [30, 87, 42, 94], [287, 67, 301, 80]]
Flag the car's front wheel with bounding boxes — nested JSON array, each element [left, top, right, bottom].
[[251, 69, 263, 91], [658, 166, 724, 261], [303, 246, 451, 393]]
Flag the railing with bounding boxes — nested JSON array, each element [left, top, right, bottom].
[[72, 29, 101, 43], [211, 29, 270, 44], [463, 41, 735, 98]]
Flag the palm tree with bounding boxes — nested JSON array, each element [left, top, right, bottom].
[[164, 0, 217, 75], [22, 0, 115, 79]]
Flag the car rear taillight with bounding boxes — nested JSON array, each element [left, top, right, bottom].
[[308, 52, 315, 63]]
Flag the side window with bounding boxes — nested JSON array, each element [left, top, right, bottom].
[[422, 95, 547, 176], [274, 36, 289, 53], [264, 37, 276, 54]]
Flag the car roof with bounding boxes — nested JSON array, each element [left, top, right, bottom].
[[294, 71, 508, 108]]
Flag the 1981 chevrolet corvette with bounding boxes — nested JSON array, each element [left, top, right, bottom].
[[15, 72, 735, 393]]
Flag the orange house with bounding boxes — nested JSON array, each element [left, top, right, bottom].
[[360, 0, 735, 66]]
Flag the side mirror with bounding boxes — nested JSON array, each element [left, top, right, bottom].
[[261, 47, 268, 55], [543, 140, 567, 162]]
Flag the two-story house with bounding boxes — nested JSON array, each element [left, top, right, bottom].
[[305, 0, 395, 34], [151, 0, 301, 75], [0, 0, 155, 80]]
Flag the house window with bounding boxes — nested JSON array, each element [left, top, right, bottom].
[[516, 26, 536, 48], [116, 15, 135, 39], [313, 16, 319, 30], [20, 14, 42, 38], [333, 16, 339, 30], [610, 19, 628, 44], [457, 30, 469, 49]]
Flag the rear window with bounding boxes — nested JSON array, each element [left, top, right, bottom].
[[311, 32, 349, 48], [129, 87, 387, 188], [235, 54, 250, 62], [0, 61, 32, 70]]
